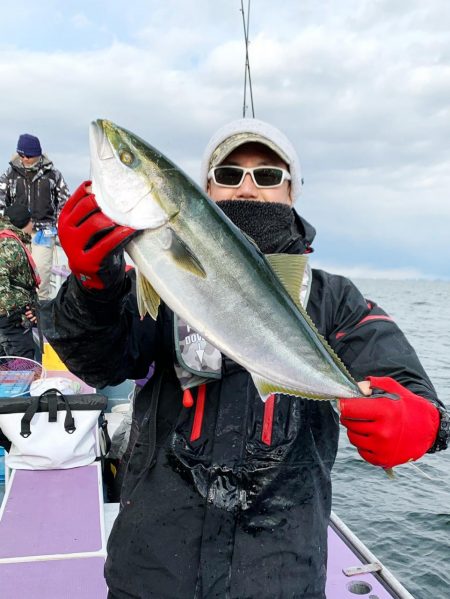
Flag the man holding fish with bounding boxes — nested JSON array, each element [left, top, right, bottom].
[[42, 118, 448, 598]]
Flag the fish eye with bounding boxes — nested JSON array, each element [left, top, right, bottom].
[[120, 150, 134, 166]]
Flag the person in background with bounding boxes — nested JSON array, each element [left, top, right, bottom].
[[0, 133, 70, 301], [41, 118, 449, 599], [0, 204, 39, 359]]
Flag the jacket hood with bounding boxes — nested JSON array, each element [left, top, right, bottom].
[[295, 210, 316, 246], [281, 209, 316, 255], [10, 154, 53, 173]]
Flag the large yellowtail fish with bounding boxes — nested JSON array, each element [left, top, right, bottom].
[[89, 119, 360, 401]]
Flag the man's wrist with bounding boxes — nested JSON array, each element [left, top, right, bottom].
[[67, 273, 131, 325], [72, 270, 129, 302], [427, 405, 450, 453]]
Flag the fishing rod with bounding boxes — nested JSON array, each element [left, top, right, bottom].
[[240, 0, 255, 118]]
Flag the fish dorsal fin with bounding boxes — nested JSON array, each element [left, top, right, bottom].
[[136, 270, 161, 320], [265, 254, 308, 310], [167, 229, 206, 279], [266, 253, 358, 390], [251, 373, 332, 402], [293, 301, 357, 388]]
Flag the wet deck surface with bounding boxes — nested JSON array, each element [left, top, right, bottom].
[[0, 464, 107, 599], [0, 464, 405, 598]]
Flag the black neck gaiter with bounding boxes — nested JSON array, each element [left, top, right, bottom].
[[216, 200, 296, 253]]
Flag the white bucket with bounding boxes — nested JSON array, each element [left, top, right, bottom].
[[111, 403, 130, 415]]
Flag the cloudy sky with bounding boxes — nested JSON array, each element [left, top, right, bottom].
[[1, 1, 449, 279]]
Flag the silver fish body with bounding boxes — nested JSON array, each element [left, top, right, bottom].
[[90, 119, 360, 401]]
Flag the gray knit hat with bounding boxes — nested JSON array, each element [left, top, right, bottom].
[[200, 118, 303, 203]]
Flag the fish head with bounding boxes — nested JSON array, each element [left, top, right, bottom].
[[89, 119, 177, 229]]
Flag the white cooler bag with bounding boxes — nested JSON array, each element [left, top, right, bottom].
[[0, 388, 108, 470]]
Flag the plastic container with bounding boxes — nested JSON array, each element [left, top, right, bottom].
[[0, 357, 45, 397], [111, 403, 131, 415]]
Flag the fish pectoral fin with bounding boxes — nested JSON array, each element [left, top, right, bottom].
[[265, 254, 308, 310], [136, 271, 161, 320], [251, 373, 326, 402], [168, 230, 206, 278]]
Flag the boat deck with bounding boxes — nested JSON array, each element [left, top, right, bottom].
[[0, 360, 415, 599], [0, 464, 108, 599], [0, 462, 415, 599]]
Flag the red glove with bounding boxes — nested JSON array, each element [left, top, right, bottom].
[[339, 376, 439, 469], [58, 181, 136, 290]]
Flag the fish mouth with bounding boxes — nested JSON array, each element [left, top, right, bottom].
[[90, 120, 115, 162]]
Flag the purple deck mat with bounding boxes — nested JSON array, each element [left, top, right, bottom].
[[326, 525, 398, 598], [0, 557, 107, 598], [0, 466, 103, 558]]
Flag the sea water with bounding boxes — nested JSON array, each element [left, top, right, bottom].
[[0, 279, 448, 597], [332, 279, 450, 599]]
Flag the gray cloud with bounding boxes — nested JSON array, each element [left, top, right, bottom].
[[0, 1, 449, 278]]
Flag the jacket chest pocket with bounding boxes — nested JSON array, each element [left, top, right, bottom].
[[36, 178, 54, 201], [246, 394, 306, 464]]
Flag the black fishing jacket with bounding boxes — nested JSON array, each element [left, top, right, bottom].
[[0, 156, 69, 229], [41, 213, 441, 599]]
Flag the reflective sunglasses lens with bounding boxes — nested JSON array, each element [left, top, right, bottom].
[[253, 168, 283, 187], [213, 167, 244, 186]]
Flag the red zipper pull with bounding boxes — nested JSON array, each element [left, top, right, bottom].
[[183, 388, 194, 408], [190, 384, 206, 442]]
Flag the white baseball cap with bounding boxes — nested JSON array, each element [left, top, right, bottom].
[[200, 118, 303, 203]]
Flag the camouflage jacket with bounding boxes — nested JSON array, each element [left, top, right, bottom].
[[0, 217, 37, 318], [0, 155, 69, 229]]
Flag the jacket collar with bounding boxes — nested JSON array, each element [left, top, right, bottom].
[[10, 154, 53, 175], [274, 209, 316, 255]]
